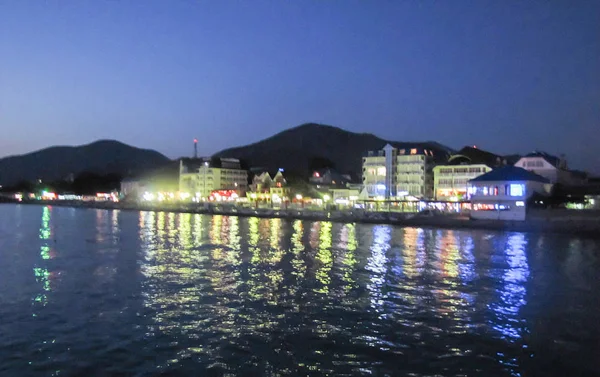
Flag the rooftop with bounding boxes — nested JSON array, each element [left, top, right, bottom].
[[447, 146, 503, 167], [469, 165, 550, 184], [180, 157, 242, 170], [523, 151, 561, 168]]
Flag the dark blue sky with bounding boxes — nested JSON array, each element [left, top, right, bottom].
[[1, 2, 599, 172]]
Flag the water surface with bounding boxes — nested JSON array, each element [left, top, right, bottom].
[[1, 204, 599, 376]]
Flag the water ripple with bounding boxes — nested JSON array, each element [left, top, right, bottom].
[[1, 205, 600, 376]]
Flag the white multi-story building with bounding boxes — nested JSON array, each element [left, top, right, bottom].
[[434, 164, 493, 200], [513, 152, 578, 185], [179, 157, 248, 198], [433, 146, 503, 200], [362, 144, 435, 199]]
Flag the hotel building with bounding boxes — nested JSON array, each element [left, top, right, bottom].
[[433, 146, 503, 200], [362, 144, 435, 199], [179, 157, 248, 198], [513, 151, 587, 186], [248, 168, 290, 201]]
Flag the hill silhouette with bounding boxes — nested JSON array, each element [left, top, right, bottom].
[[0, 140, 170, 186], [213, 123, 454, 179]]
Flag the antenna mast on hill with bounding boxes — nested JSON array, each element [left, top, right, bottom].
[[193, 138, 198, 159]]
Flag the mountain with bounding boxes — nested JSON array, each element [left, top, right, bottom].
[[213, 123, 455, 179], [0, 140, 170, 186]]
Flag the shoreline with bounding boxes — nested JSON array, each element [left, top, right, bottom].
[[5, 200, 600, 238]]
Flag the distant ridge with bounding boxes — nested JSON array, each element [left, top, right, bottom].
[[0, 140, 170, 186], [214, 123, 455, 179]]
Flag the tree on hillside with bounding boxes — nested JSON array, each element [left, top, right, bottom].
[[71, 172, 122, 194], [309, 156, 336, 172], [0, 180, 34, 193]]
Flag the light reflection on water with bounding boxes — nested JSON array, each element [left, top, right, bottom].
[[2, 205, 600, 376]]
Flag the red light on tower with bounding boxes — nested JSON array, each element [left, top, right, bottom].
[[194, 139, 198, 143]]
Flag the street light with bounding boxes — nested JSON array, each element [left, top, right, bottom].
[[295, 194, 303, 200]]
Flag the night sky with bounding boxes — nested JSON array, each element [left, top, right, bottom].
[[1, 2, 599, 172]]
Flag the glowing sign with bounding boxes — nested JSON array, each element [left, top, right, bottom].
[[509, 184, 525, 197], [41, 192, 56, 200]]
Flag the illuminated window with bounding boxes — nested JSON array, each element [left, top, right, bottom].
[[509, 184, 525, 196], [410, 148, 417, 155], [399, 149, 406, 155], [483, 187, 488, 195], [377, 167, 386, 176]]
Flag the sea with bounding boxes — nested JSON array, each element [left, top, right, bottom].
[[1, 204, 599, 376]]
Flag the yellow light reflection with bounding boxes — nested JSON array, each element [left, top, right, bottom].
[[156, 211, 166, 248], [179, 213, 192, 251], [402, 227, 425, 280], [268, 218, 283, 264], [192, 214, 203, 247], [167, 212, 176, 244], [210, 215, 222, 245], [290, 220, 306, 280], [339, 224, 357, 291], [432, 230, 466, 319], [440, 230, 460, 279], [226, 216, 241, 266], [248, 217, 260, 265], [314, 222, 333, 294]]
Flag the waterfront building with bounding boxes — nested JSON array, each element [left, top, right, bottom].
[[248, 168, 290, 202], [120, 177, 145, 197], [120, 162, 179, 199], [179, 157, 248, 199], [250, 171, 273, 193], [433, 146, 504, 200], [362, 144, 435, 199], [514, 151, 585, 186], [250, 169, 286, 192], [468, 165, 552, 221], [330, 188, 360, 207]]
